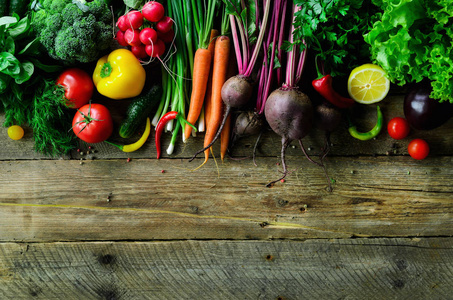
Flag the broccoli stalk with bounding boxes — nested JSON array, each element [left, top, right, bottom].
[[33, 0, 113, 65]]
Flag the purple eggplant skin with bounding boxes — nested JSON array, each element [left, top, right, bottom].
[[404, 83, 453, 130]]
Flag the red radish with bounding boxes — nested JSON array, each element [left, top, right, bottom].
[[157, 27, 175, 44], [126, 10, 144, 30], [131, 44, 148, 59], [124, 28, 142, 47], [116, 15, 128, 31], [139, 27, 158, 45], [115, 30, 128, 47], [145, 39, 165, 57], [156, 16, 173, 33], [142, 1, 165, 22]]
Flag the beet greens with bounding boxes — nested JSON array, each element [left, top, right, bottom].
[[190, 0, 272, 161]]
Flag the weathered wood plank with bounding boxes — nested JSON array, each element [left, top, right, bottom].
[[1, 238, 452, 299], [1, 156, 452, 242], [1, 95, 453, 161]]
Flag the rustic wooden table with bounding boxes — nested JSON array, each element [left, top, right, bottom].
[[1, 91, 452, 299]]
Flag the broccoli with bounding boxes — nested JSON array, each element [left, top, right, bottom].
[[33, 0, 113, 64]]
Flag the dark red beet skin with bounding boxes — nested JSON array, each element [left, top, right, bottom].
[[264, 88, 313, 141], [221, 75, 254, 108]]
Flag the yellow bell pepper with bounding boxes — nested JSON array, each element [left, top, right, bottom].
[[93, 49, 146, 100]]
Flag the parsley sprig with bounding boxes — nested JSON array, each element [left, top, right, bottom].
[[292, 0, 381, 77]]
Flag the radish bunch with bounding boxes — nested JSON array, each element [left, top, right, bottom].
[[115, 1, 174, 59]]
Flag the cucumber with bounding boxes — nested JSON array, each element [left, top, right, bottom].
[[9, 0, 29, 17], [119, 84, 163, 139]]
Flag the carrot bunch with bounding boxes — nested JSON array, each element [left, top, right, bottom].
[[152, 1, 233, 162], [198, 7, 233, 165], [183, 0, 218, 142]]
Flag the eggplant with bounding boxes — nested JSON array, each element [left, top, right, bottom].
[[404, 83, 453, 130]]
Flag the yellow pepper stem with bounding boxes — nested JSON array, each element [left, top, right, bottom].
[[100, 62, 112, 78]]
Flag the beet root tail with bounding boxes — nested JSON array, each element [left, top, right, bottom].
[[189, 106, 232, 162], [266, 137, 290, 187]]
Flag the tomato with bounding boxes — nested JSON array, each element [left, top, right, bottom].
[[56, 68, 94, 109], [387, 117, 410, 140], [72, 103, 113, 143], [408, 138, 429, 160], [8, 125, 24, 140]]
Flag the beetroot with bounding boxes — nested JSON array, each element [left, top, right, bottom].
[[221, 75, 254, 108], [189, 75, 255, 162], [189, 1, 272, 162], [233, 111, 263, 137], [264, 87, 313, 186], [315, 102, 342, 133], [265, 88, 313, 141]]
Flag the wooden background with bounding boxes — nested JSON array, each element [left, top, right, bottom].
[[1, 91, 452, 299]]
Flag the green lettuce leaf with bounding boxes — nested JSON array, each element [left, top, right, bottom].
[[365, 0, 453, 103]]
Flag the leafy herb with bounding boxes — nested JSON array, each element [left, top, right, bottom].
[[0, 14, 62, 126], [365, 0, 453, 103], [30, 79, 76, 156], [292, 0, 380, 77]]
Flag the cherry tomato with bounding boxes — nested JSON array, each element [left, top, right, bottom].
[[408, 138, 429, 160], [72, 103, 113, 143], [56, 68, 94, 109], [8, 125, 24, 140], [387, 117, 410, 140]]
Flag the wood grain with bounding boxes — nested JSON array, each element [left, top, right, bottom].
[[2, 89, 453, 298], [1, 155, 452, 242], [0, 238, 452, 299]]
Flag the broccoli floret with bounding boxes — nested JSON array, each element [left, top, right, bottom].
[[33, 0, 113, 64]]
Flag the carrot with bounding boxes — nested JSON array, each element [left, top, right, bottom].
[[203, 35, 231, 162], [183, 48, 212, 141], [220, 108, 232, 161], [203, 29, 219, 131]]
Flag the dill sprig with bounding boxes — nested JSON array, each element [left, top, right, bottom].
[[29, 79, 77, 156]]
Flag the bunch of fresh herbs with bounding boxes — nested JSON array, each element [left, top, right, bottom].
[[0, 14, 62, 126], [292, 0, 381, 77]]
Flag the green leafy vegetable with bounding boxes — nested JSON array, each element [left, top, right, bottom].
[[33, 0, 113, 64], [0, 13, 63, 127], [30, 79, 76, 156], [365, 0, 453, 103], [292, 0, 380, 77], [123, 0, 146, 9]]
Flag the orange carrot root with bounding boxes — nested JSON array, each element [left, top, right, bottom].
[[203, 36, 231, 160], [184, 48, 212, 141]]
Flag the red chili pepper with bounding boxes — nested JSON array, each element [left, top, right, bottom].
[[312, 75, 355, 109], [155, 111, 179, 159]]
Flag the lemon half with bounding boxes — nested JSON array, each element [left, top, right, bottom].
[[347, 63, 390, 104]]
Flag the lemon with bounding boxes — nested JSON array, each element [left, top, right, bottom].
[[347, 63, 390, 104], [8, 125, 24, 140]]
